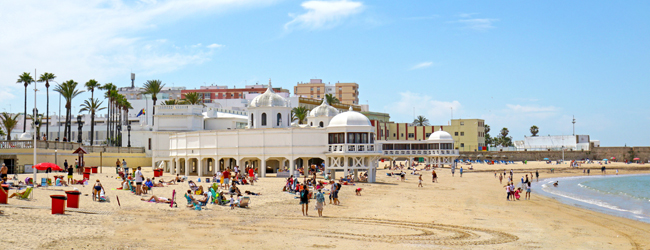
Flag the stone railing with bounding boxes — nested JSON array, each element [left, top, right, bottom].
[[382, 149, 459, 156], [0, 140, 145, 153], [328, 144, 376, 153]]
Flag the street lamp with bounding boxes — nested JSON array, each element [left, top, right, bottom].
[[127, 125, 132, 147], [77, 115, 83, 143], [32, 108, 39, 140], [117, 125, 122, 147]]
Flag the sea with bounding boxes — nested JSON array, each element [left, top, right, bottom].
[[533, 174, 650, 224]]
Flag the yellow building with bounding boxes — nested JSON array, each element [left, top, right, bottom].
[[372, 119, 486, 152], [294, 79, 360, 105]]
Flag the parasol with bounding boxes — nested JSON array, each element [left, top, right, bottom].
[[611, 157, 616, 160], [633, 158, 640, 161], [32, 162, 63, 171], [543, 158, 549, 161], [603, 159, 608, 161]]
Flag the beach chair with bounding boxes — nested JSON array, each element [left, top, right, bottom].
[[40, 178, 48, 187], [184, 193, 193, 205], [15, 187, 33, 200], [210, 189, 218, 204], [238, 197, 250, 208]]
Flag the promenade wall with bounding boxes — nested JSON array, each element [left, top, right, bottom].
[[462, 147, 650, 162]]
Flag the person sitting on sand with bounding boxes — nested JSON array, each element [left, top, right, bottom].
[[142, 195, 171, 203], [514, 188, 521, 200], [245, 190, 261, 196], [175, 174, 184, 183], [229, 183, 241, 196], [55, 178, 68, 186]]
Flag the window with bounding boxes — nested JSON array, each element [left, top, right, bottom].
[[408, 133, 414, 138], [261, 113, 267, 126], [460, 143, 465, 147], [328, 133, 345, 144], [425, 133, 431, 137], [454, 132, 459, 136], [393, 133, 396, 137], [317, 87, 320, 91], [277, 113, 282, 126], [310, 87, 313, 91], [250, 114, 254, 128], [310, 122, 313, 126], [148, 138, 152, 150], [311, 95, 314, 98], [319, 121, 324, 127], [460, 122, 464, 125], [460, 132, 464, 136], [317, 95, 320, 98]]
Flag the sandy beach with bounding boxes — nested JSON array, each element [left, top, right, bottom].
[[1, 161, 649, 249]]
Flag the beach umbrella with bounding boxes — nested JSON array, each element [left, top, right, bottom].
[[32, 162, 63, 171], [611, 157, 616, 160], [603, 159, 608, 161], [543, 158, 549, 161], [633, 158, 640, 160]]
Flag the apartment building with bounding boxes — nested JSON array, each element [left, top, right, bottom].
[[372, 119, 486, 152], [181, 83, 290, 104], [294, 79, 359, 105]]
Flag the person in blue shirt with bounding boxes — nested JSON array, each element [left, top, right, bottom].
[[143, 178, 154, 194], [315, 188, 325, 217]]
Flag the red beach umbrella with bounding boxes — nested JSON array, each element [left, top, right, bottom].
[[32, 162, 63, 171], [610, 157, 616, 160], [633, 158, 640, 161]]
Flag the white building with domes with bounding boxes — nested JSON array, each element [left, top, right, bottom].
[[151, 83, 458, 183]]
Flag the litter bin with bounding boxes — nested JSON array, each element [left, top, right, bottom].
[[84, 167, 91, 174], [0, 184, 9, 204], [91, 166, 98, 174], [154, 169, 163, 177], [83, 172, 90, 180], [50, 195, 67, 214], [65, 191, 81, 208]]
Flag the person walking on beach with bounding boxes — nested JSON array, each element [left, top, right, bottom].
[[122, 159, 127, 172], [222, 168, 231, 190], [300, 184, 310, 216], [587, 169, 590, 175], [0, 163, 7, 181], [67, 162, 74, 184], [535, 170, 539, 182], [116, 158, 121, 173], [499, 173, 503, 184], [451, 166, 455, 177], [459, 166, 463, 177], [418, 174, 423, 187], [432, 170, 438, 183], [505, 182, 511, 201], [135, 166, 144, 195], [315, 189, 325, 217], [75, 159, 80, 175], [525, 181, 531, 200]]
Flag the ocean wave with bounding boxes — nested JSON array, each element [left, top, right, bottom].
[[541, 181, 639, 214], [577, 183, 650, 202]]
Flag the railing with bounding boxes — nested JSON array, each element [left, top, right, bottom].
[[0, 140, 145, 153], [383, 149, 459, 156], [328, 144, 376, 153]]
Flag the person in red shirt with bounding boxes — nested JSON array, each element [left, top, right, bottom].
[[248, 168, 255, 185], [222, 168, 231, 189]]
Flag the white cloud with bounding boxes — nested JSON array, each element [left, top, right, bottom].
[[207, 43, 225, 49], [410, 61, 434, 70], [0, 0, 274, 103], [457, 18, 498, 31], [284, 0, 364, 31], [385, 92, 461, 123], [506, 104, 557, 113]]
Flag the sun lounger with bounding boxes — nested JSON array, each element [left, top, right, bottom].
[[15, 187, 33, 200]]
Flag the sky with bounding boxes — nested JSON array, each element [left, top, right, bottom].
[[0, 0, 649, 146]]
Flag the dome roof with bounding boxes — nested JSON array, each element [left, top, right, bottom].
[[428, 130, 453, 141], [328, 110, 371, 127], [249, 80, 289, 108], [309, 98, 339, 117]]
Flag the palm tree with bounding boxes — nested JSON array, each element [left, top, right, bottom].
[[412, 115, 429, 126], [141, 80, 165, 126], [99, 83, 116, 145], [182, 92, 203, 105], [16, 72, 34, 133], [79, 98, 106, 145], [163, 99, 180, 105], [121, 98, 133, 125], [38, 72, 56, 140], [28, 114, 43, 140], [530, 125, 539, 137], [0, 112, 20, 140], [54, 80, 84, 141], [291, 106, 310, 124], [324, 93, 340, 104]]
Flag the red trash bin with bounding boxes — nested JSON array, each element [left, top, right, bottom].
[[65, 191, 81, 208], [91, 166, 98, 174], [154, 169, 162, 177], [84, 167, 91, 174], [50, 195, 67, 214], [0, 184, 9, 204], [83, 172, 90, 180]]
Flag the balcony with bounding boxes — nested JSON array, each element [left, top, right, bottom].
[[0, 140, 145, 153], [328, 144, 376, 153]]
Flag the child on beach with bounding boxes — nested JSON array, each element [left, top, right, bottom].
[[229, 195, 235, 209], [355, 188, 362, 196], [418, 174, 423, 187], [315, 189, 325, 217]]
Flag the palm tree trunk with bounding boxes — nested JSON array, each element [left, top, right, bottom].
[[46, 85, 49, 141], [90, 111, 95, 146], [152, 98, 157, 126], [23, 85, 27, 132], [105, 100, 110, 145]]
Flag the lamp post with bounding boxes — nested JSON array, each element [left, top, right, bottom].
[[77, 115, 83, 143], [65, 120, 71, 141], [32, 108, 39, 140], [117, 125, 122, 147], [127, 125, 131, 147]]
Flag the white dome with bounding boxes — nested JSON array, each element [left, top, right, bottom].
[[428, 130, 453, 141], [249, 81, 289, 108], [309, 98, 339, 117], [328, 110, 371, 127]]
